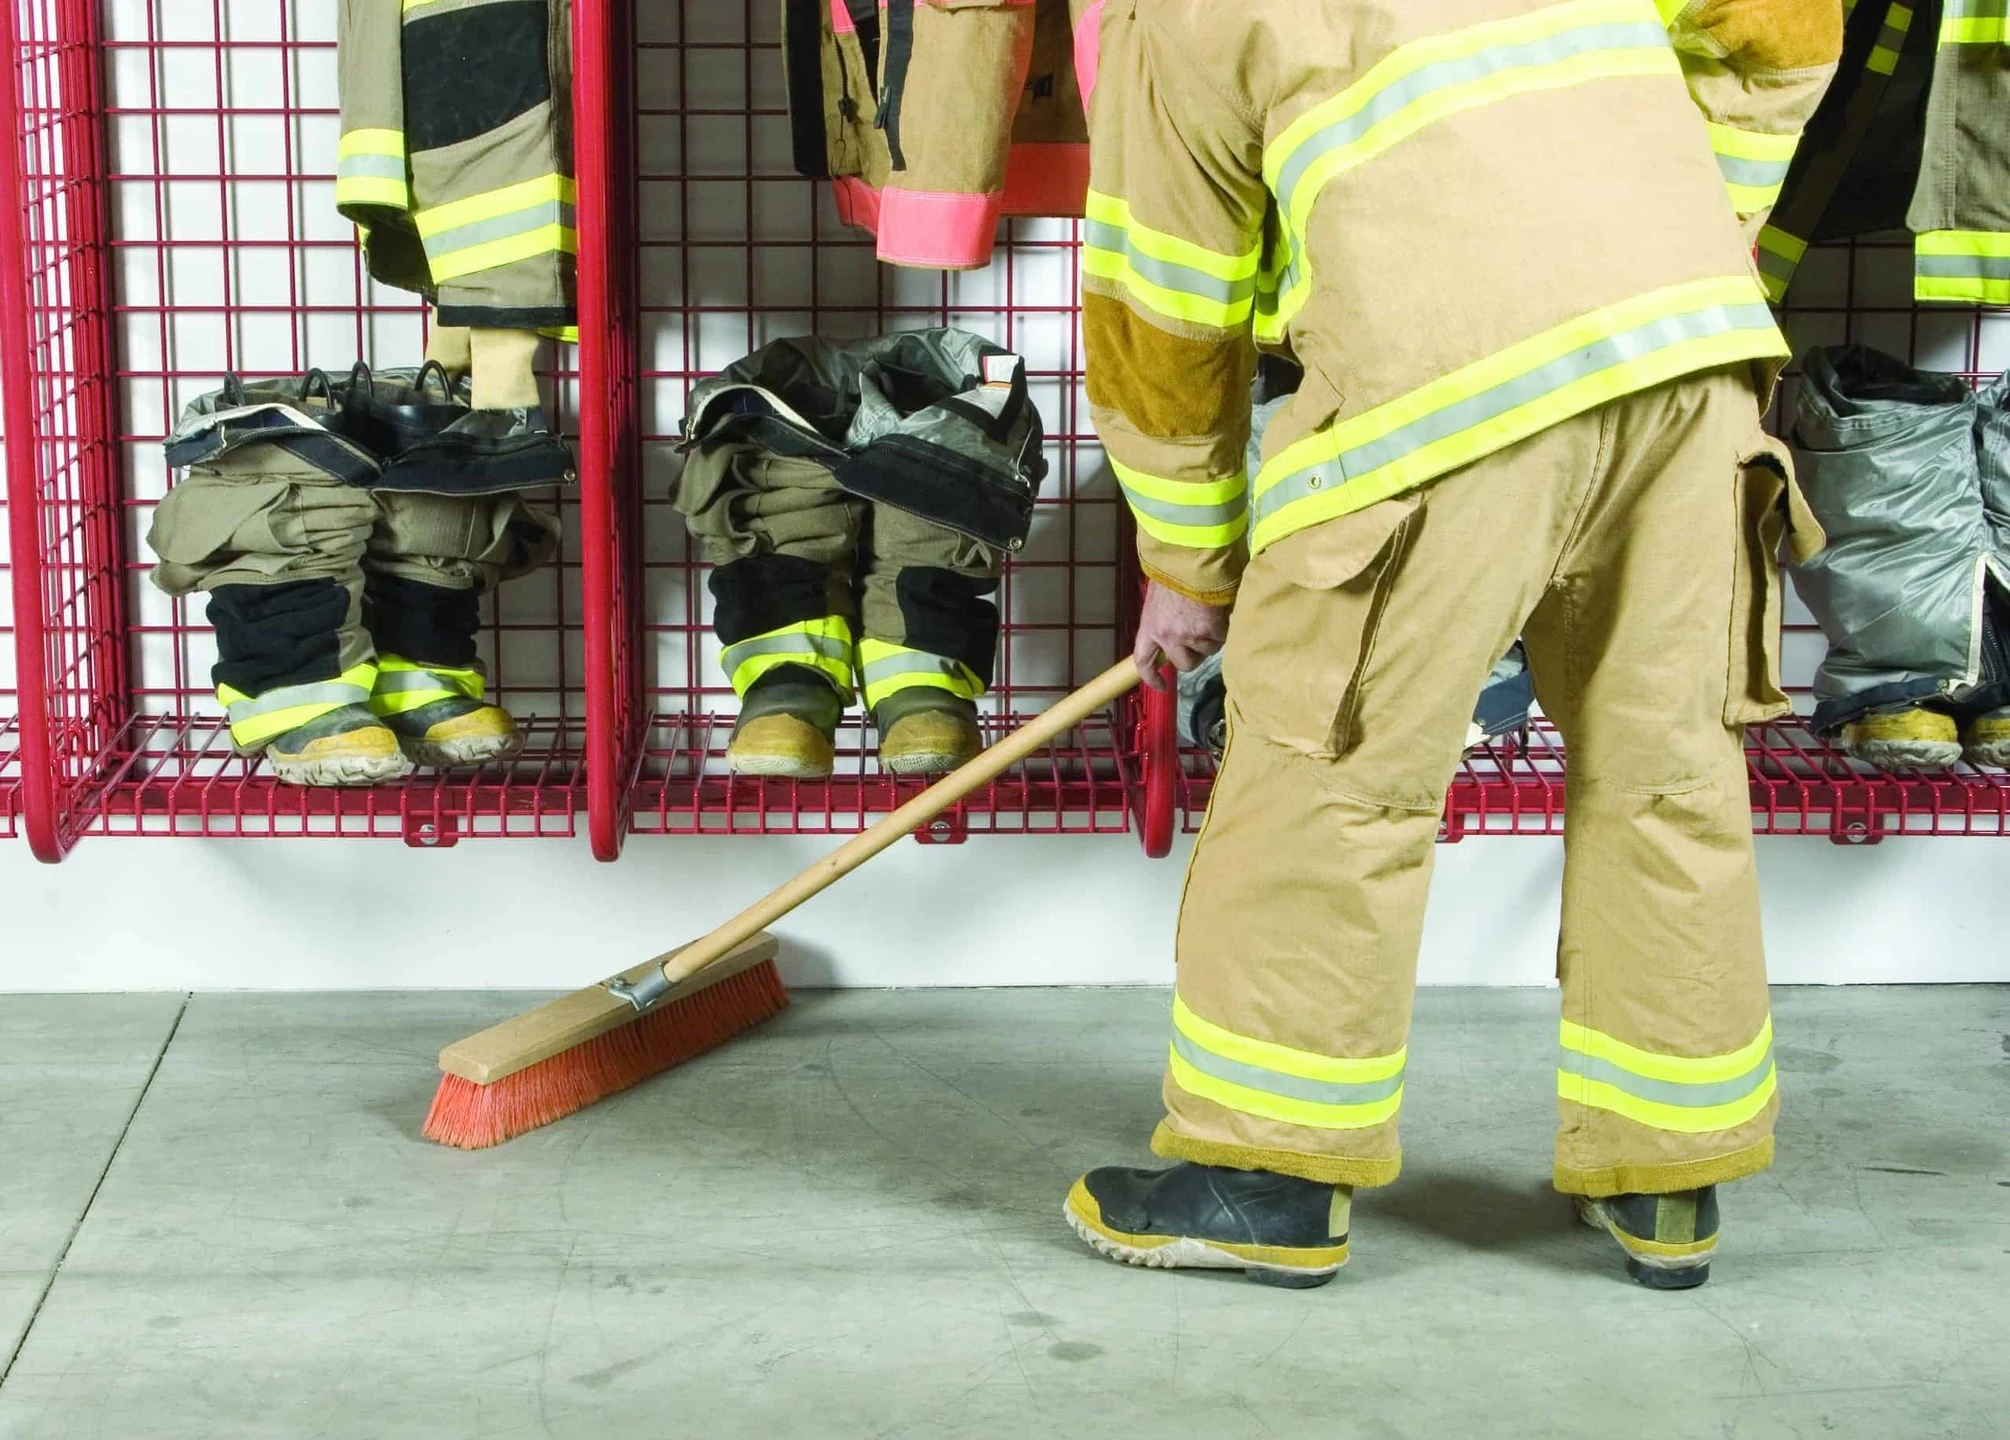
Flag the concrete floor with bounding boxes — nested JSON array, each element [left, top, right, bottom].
[[0, 987, 2004, 1439]]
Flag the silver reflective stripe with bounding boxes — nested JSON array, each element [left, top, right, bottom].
[[1716, 153, 1791, 190], [374, 669, 476, 696], [1946, 0, 2008, 16], [1082, 219, 1257, 306], [1557, 1044, 1775, 1109], [859, 652, 966, 686], [1253, 301, 1778, 530], [1755, 246, 1798, 285], [422, 201, 578, 260], [720, 631, 850, 675], [1916, 254, 2010, 281], [226, 681, 371, 724], [1171, 1031, 1406, 1107], [1115, 478, 1247, 530], [337, 154, 406, 183], [1273, 20, 1670, 217]]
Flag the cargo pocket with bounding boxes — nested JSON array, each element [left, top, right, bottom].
[[1727, 431, 1823, 726], [1223, 491, 1419, 757], [145, 475, 298, 595]]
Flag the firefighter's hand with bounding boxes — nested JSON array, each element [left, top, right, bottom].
[[1132, 580, 1230, 691]]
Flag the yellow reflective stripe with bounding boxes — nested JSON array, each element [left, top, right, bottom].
[[1557, 1017, 1776, 1134], [1653, 0, 1691, 20], [1083, 191, 1260, 283], [1082, 250, 1253, 329], [720, 618, 854, 697], [1940, 16, 2008, 43], [218, 663, 380, 747], [369, 656, 485, 718], [1173, 995, 1406, 1085], [1250, 275, 1783, 551], [1756, 225, 1808, 263], [426, 225, 577, 282], [1915, 230, 2010, 304], [415, 174, 577, 239], [1558, 1067, 1777, 1134], [337, 128, 405, 161], [1707, 122, 1797, 212], [541, 325, 581, 345], [1168, 1048, 1406, 1131], [1265, 0, 1677, 240], [855, 638, 985, 709], [1868, 0, 1914, 71], [1560, 1016, 1773, 1085], [1110, 458, 1249, 549]]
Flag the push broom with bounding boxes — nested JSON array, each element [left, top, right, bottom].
[[423, 657, 1146, 1149]]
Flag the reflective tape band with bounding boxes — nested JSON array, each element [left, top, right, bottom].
[[1267, 0, 1677, 238], [416, 174, 579, 283], [369, 660, 486, 718], [1081, 191, 1260, 331], [1867, 0, 1914, 73], [335, 129, 409, 209], [218, 664, 379, 747], [1915, 231, 2010, 305], [856, 640, 985, 708], [1706, 122, 1798, 215], [1111, 459, 1248, 549], [1938, 0, 2005, 43], [1168, 995, 1406, 1131], [1754, 224, 1806, 303], [1250, 276, 1785, 552], [720, 620, 855, 697], [1557, 1017, 1777, 1134], [1255, 223, 1309, 345]]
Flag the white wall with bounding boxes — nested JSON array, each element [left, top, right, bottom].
[[1, 830, 2004, 992]]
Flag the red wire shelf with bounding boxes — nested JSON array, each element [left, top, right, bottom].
[[2, 1, 2005, 861]]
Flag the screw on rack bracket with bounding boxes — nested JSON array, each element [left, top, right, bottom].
[[403, 812, 462, 850], [1829, 811, 1885, 847], [915, 808, 969, 845]]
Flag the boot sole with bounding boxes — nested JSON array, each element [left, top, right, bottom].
[[880, 750, 978, 775], [726, 753, 835, 780], [1575, 1197, 1713, 1290], [267, 753, 414, 788], [1064, 1181, 1344, 1288], [402, 732, 525, 770], [1962, 741, 2010, 770], [1848, 739, 1964, 771]]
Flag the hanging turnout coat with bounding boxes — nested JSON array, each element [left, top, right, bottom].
[[782, 0, 1099, 269]]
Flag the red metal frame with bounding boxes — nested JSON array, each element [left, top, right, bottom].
[[2, 4, 2004, 859]]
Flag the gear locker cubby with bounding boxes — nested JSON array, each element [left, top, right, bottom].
[[3, 0, 2006, 864]]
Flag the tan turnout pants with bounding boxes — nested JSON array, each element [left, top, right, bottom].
[[1160, 368, 1815, 1198]]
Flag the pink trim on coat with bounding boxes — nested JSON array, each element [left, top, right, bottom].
[[875, 186, 1007, 269], [829, 0, 856, 33], [1073, 0, 1106, 111]]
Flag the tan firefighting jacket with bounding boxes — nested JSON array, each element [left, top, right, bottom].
[[1757, 0, 2010, 307], [1084, 0, 1841, 605], [783, 0, 1098, 269]]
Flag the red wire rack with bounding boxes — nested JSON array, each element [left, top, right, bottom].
[[2, 2, 2005, 862]]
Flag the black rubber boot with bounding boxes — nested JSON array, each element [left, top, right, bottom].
[[1064, 1162, 1350, 1288], [1576, 1187, 1720, 1290]]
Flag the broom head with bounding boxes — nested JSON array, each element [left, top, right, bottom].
[[423, 934, 787, 1150]]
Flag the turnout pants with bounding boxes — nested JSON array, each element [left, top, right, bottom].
[[1161, 369, 1800, 1197], [675, 443, 1001, 710], [149, 454, 559, 745]]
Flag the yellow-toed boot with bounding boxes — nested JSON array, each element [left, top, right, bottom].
[[370, 656, 523, 769], [1840, 706, 1962, 770], [726, 675, 840, 779], [875, 690, 982, 775], [1962, 708, 2010, 769]]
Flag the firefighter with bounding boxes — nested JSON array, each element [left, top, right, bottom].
[[1064, 0, 1840, 1290]]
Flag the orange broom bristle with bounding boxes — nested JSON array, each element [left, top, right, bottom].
[[422, 959, 791, 1150]]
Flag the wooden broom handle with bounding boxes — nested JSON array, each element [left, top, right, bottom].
[[656, 658, 1146, 989]]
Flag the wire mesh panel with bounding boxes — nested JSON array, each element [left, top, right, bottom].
[[627, 0, 1144, 837], [3, 0, 602, 850]]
